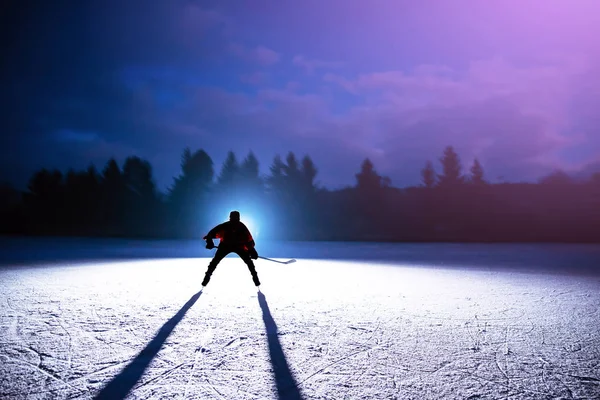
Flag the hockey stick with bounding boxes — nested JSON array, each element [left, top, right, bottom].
[[211, 245, 296, 264]]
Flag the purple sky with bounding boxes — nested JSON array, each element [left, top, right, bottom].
[[2, 0, 600, 190]]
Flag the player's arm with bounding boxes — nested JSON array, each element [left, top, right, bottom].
[[239, 223, 255, 247], [204, 223, 225, 240], [203, 223, 225, 249], [241, 223, 258, 259]]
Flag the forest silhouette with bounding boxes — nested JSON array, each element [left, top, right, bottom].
[[1, 145, 599, 243]]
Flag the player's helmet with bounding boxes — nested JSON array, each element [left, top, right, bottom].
[[229, 210, 240, 221]]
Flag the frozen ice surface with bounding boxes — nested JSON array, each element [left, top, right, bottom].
[[1, 240, 600, 399]]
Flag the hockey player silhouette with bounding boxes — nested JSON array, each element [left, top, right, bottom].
[[201, 210, 260, 287]]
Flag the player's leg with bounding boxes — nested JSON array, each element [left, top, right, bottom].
[[236, 250, 260, 286], [202, 247, 229, 286]]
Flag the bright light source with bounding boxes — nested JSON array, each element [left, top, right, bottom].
[[241, 214, 260, 238]]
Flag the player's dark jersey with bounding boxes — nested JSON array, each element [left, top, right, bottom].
[[204, 221, 255, 250]]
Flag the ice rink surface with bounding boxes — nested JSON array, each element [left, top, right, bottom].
[[1, 240, 600, 399]]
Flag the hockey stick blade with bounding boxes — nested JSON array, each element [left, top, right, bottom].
[[259, 256, 297, 264]]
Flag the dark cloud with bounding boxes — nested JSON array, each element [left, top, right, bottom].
[[1, 0, 232, 186]]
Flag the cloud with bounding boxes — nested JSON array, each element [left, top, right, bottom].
[[292, 55, 344, 74], [4, 1, 600, 191], [326, 56, 586, 112], [229, 43, 281, 66], [54, 129, 101, 143], [318, 56, 597, 181], [254, 46, 281, 66], [122, 51, 599, 189], [373, 98, 568, 184], [129, 80, 371, 188], [323, 73, 357, 94], [1, 1, 233, 171], [180, 4, 233, 36], [240, 72, 269, 85], [285, 81, 301, 92]]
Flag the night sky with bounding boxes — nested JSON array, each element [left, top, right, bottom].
[[2, 0, 599, 191]]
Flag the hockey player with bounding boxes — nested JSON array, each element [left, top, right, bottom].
[[201, 210, 260, 287]]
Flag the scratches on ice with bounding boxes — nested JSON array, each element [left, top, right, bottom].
[[93, 290, 203, 399], [1, 256, 600, 399]]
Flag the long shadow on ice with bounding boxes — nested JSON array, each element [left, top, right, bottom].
[[94, 290, 203, 400], [258, 291, 303, 400]]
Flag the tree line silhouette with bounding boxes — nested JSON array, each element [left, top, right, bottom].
[[1, 145, 599, 242]]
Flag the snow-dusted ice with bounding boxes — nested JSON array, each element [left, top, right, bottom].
[[1, 240, 600, 399]]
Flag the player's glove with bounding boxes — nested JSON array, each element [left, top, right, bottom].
[[249, 247, 258, 260], [205, 238, 215, 250]]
